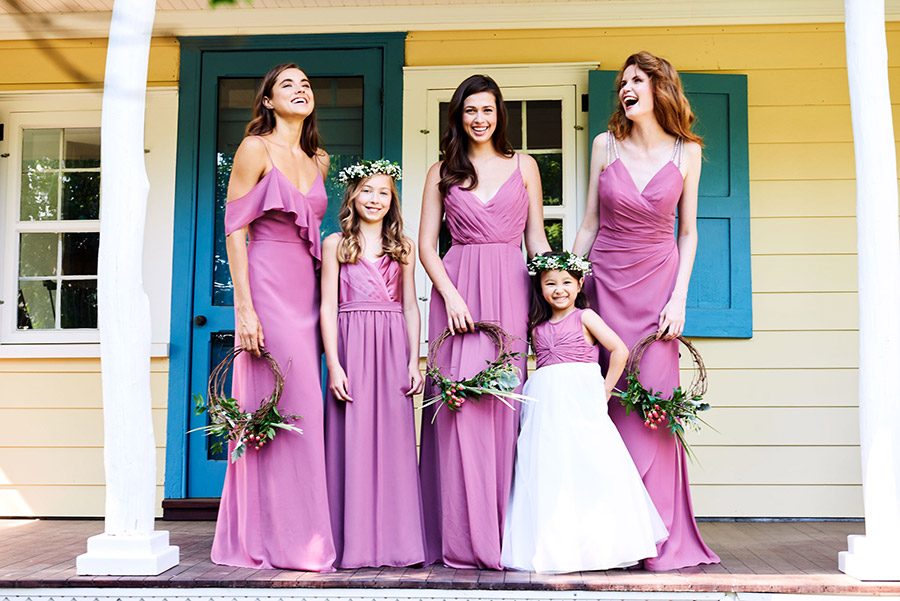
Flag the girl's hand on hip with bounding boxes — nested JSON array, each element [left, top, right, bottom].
[[657, 296, 686, 340], [406, 364, 425, 396], [328, 364, 353, 402], [236, 307, 264, 357], [444, 289, 475, 334]]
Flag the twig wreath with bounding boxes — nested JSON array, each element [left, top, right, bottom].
[[613, 334, 712, 462], [191, 347, 302, 463], [421, 321, 530, 421]]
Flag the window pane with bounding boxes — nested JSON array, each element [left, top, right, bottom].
[[63, 128, 101, 169], [526, 100, 562, 149], [336, 77, 363, 107], [62, 232, 99, 275], [506, 101, 522, 149], [20, 170, 59, 221], [207, 332, 235, 461], [19, 233, 58, 277], [22, 129, 60, 170], [18, 280, 57, 330], [60, 280, 98, 329], [533, 152, 562, 206], [545, 218, 563, 252], [61, 172, 100, 220]]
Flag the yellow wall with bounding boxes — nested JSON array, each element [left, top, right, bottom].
[[0, 357, 169, 517], [0, 37, 178, 90], [409, 23, 872, 518]]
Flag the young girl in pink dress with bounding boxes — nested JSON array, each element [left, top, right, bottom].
[[572, 51, 719, 570], [321, 161, 427, 568]]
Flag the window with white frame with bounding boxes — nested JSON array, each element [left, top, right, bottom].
[[3, 118, 101, 342]]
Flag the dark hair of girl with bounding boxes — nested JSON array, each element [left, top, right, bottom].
[[527, 252, 590, 344], [438, 74, 515, 198], [245, 63, 323, 158]]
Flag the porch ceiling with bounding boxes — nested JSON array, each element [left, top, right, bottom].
[[2, 0, 900, 40]]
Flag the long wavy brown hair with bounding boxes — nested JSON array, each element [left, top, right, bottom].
[[245, 63, 323, 158], [608, 51, 703, 146], [527, 252, 590, 344], [337, 175, 410, 265], [438, 74, 515, 198]]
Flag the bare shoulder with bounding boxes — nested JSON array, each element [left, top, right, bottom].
[[403, 235, 417, 253], [581, 308, 605, 326], [425, 160, 444, 184], [315, 149, 331, 172], [323, 232, 341, 251], [234, 135, 269, 166], [684, 140, 702, 162], [517, 151, 538, 172], [592, 131, 609, 151]]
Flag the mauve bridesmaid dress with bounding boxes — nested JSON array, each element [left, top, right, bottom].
[[419, 155, 531, 570], [584, 134, 719, 571]]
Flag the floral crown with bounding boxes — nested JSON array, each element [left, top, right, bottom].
[[337, 159, 402, 186], [527, 251, 592, 276]]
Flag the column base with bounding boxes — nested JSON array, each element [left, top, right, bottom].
[[839, 534, 900, 581], [76, 530, 179, 575]]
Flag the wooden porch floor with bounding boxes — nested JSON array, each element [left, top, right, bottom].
[[1, 519, 898, 594]]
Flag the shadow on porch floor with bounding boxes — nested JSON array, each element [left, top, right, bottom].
[[1, 519, 897, 594]]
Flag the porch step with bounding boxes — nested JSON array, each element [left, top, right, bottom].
[[161, 497, 219, 520]]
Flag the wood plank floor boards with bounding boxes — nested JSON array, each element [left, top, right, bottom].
[[2, 519, 896, 594]]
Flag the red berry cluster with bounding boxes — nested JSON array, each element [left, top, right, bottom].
[[241, 433, 267, 451], [443, 383, 468, 410], [643, 404, 667, 430]]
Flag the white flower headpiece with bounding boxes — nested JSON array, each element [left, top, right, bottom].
[[527, 251, 593, 276], [337, 159, 402, 186]]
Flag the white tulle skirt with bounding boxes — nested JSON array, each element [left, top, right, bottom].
[[501, 362, 668, 573]]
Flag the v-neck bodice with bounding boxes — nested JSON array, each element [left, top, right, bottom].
[[442, 156, 528, 246], [338, 254, 402, 310]]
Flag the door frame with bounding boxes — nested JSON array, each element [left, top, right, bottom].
[[164, 32, 405, 500]]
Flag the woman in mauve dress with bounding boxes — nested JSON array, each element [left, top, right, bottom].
[[572, 51, 719, 571], [418, 74, 551, 570], [213, 63, 336, 571]]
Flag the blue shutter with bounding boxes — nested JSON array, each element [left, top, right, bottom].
[[588, 70, 752, 338]]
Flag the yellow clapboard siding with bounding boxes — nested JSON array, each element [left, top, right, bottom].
[[0, 372, 168, 409], [691, 485, 862, 518], [0, 486, 165, 518], [0, 357, 168, 373], [688, 446, 860, 485], [405, 25, 852, 71], [687, 407, 859, 446], [751, 255, 858, 292], [688, 331, 857, 370], [0, 408, 168, 447], [0, 38, 179, 90], [691, 368, 857, 408], [0, 448, 166, 486], [749, 105, 853, 144], [750, 143, 854, 180], [752, 292, 858, 331], [750, 180, 856, 218], [751, 217, 856, 254]]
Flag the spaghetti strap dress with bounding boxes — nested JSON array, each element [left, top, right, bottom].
[[212, 140, 336, 571], [325, 252, 426, 568], [583, 134, 719, 571], [501, 309, 667, 573], [419, 155, 531, 570]]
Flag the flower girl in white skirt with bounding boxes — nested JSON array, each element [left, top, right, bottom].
[[500, 251, 668, 573]]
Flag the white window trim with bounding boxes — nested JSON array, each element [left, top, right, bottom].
[[2, 109, 102, 345], [0, 89, 177, 358], [402, 63, 594, 355]]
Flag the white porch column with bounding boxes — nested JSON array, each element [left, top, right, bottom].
[[839, 0, 900, 582], [76, 0, 178, 576]]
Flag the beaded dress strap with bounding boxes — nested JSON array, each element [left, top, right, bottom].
[[671, 137, 684, 168]]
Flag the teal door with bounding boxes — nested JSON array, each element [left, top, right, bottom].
[[185, 49, 384, 497]]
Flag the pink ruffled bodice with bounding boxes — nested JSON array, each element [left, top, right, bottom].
[[224, 167, 327, 267]]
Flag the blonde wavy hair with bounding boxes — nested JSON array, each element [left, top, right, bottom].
[[608, 51, 703, 146], [337, 175, 410, 264]]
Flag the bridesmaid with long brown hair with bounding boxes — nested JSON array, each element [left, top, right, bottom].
[[418, 74, 551, 569], [213, 63, 336, 571], [573, 51, 718, 570]]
